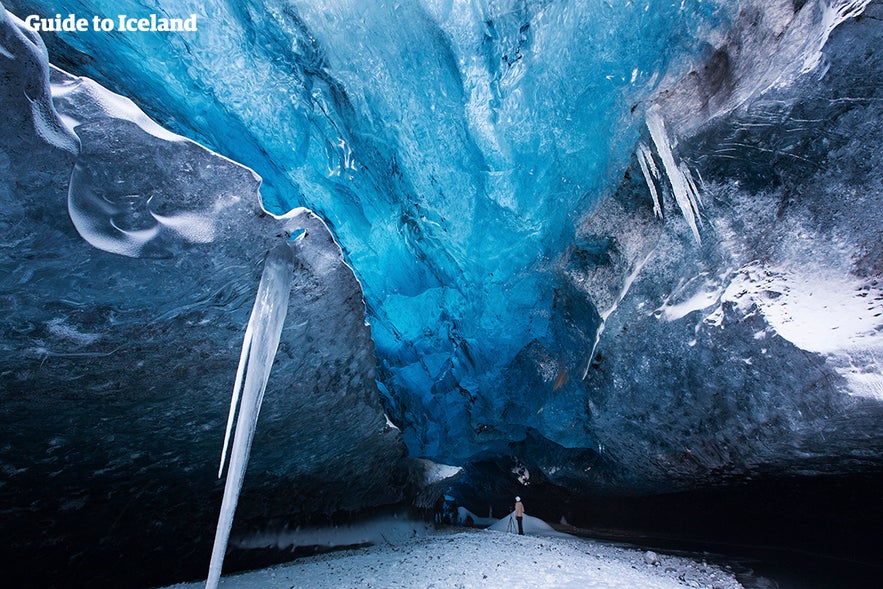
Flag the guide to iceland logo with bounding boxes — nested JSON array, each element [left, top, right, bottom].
[[23, 12, 198, 33]]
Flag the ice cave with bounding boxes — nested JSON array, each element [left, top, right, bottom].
[[1, 0, 881, 587]]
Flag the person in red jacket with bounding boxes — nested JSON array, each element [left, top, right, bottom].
[[514, 496, 525, 535]]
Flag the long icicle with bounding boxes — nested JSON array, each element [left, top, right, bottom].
[[219, 309, 257, 478], [206, 242, 296, 589]]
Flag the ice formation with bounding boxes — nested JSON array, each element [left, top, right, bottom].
[[208, 242, 296, 589], [1, 0, 882, 585], [644, 105, 703, 242], [636, 142, 663, 219], [1, 5, 406, 587], [4, 0, 879, 489]]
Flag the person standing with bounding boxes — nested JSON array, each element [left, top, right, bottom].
[[514, 496, 524, 535]]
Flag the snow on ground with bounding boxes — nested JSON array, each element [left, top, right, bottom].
[[486, 512, 574, 537], [159, 516, 742, 589]]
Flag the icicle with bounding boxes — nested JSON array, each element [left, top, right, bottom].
[[636, 142, 663, 219], [645, 105, 702, 242], [829, 0, 872, 22], [219, 310, 256, 478], [206, 242, 297, 589], [680, 163, 703, 210]]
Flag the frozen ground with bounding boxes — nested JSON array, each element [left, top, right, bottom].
[[159, 515, 743, 589]]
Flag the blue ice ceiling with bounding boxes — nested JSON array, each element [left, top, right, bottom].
[[9, 0, 735, 457], [6, 0, 882, 485], [6, 2, 883, 585]]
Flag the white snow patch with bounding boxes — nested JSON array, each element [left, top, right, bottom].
[[827, 347, 883, 402], [841, 369, 883, 401], [457, 506, 497, 528], [720, 260, 883, 400], [722, 261, 881, 354], [487, 512, 572, 538], [657, 286, 722, 322], [416, 458, 463, 486]]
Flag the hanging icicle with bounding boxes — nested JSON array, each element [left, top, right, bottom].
[[645, 104, 703, 243], [206, 241, 297, 589], [636, 141, 663, 219]]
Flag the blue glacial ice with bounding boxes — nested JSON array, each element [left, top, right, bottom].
[[5, 0, 883, 479], [6, 0, 883, 485], [1, 0, 883, 585]]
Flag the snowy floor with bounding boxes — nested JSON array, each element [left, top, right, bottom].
[[160, 516, 743, 589]]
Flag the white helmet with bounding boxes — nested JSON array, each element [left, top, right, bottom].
[[515, 496, 521, 501]]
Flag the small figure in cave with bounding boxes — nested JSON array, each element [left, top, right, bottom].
[[514, 496, 525, 535]]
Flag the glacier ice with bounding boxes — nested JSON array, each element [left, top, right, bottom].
[[0, 9, 77, 153], [6, 0, 744, 466], [564, 0, 883, 490], [636, 142, 663, 219], [2, 0, 883, 584], [0, 7, 406, 587], [5, 0, 880, 483]]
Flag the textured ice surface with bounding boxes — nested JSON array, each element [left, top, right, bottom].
[[565, 1, 883, 490], [0, 9, 405, 587], [3, 0, 882, 561], [5, 0, 737, 462], [0, 10, 77, 153]]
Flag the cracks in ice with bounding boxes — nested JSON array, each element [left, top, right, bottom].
[[207, 241, 297, 589], [633, 0, 874, 245]]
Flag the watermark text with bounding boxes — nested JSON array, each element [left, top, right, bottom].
[[23, 13, 198, 33]]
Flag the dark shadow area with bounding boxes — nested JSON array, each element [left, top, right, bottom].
[[454, 472, 883, 589]]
